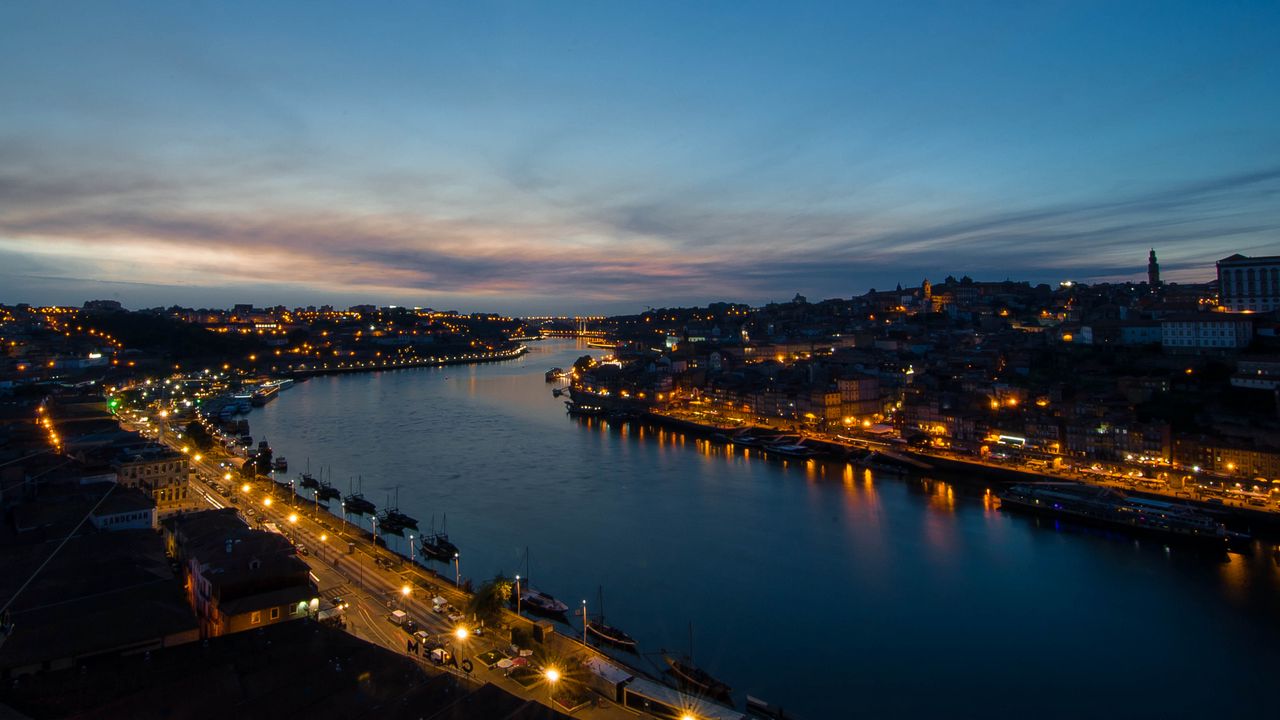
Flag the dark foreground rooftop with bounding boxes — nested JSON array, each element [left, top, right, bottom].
[[1, 620, 571, 720]]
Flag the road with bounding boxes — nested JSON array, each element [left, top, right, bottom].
[[157, 427, 717, 720]]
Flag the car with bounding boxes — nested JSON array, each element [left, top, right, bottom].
[[296, 544, 309, 556], [403, 619, 418, 634]]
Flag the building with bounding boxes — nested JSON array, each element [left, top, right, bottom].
[[1232, 357, 1280, 391], [90, 486, 158, 531], [113, 444, 190, 511], [1161, 314, 1253, 352], [1148, 248, 1161, 288], [0, 527, 198, 678], [1217, 254, 1280, 312], [165, 509, 317, 638]]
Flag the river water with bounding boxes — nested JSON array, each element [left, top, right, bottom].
[[249, 339, 1280, 718]]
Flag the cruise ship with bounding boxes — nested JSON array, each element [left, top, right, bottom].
[[998, 483, 1228, 544]]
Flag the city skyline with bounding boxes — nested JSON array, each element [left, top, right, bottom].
[[3, 1, 1279, 314]]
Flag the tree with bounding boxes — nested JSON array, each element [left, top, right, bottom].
[[184, 421, 213, 451], [466, 574, 514, 628], [254, 447, 273, 475]]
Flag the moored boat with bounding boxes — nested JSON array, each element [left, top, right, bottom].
[[998, 483, 1228, 544], [419, 514, 459, 561], [520, 587, 569, 616], [665, 655, 733, 703], [586, 619, 638, 651], [585, 586, 637, 652]]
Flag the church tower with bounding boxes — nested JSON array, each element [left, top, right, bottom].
[[1147, 249, 1161, 288]]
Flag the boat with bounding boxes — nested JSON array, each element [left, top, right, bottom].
[[382, 487, 419, 530], [520, 587, 569, 616], [664, 655, 733, 703], [513, 547, 568, 616], [545, 367, 565, 382], [565, 401, 606, 417], [250, 384, 279, 406], [343, 477, 377, 516], [585, 587, 637, 652], [419, 514, 459, 561], [273, 456, 288, 472], [298, 471, 319, 490], [764, 440, 818, 459], [998, 483, 1228, 544], [376, 512, 405, 537]]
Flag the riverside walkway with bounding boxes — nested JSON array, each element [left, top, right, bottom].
[[180, 446, 745, 720]]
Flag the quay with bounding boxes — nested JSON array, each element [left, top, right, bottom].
[[631, 409, 1280, 535], [149, 419, 753, 720], [283, 344, 528, 378]]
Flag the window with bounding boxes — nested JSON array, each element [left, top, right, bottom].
[[251, 611, 261, 624], [270, 607, 280, 620]]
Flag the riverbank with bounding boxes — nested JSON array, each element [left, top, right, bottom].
[[285, 344, 528, 378], [221, 339, 1280, 719], [638, 409, 1280, 534]]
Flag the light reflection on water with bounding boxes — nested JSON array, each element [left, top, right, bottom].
[[250, 339, 1280, 718]]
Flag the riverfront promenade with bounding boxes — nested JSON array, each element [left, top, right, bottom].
[[171, 440, 744, 720], [646, 407, 1280, 523]]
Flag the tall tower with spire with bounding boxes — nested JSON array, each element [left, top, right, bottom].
[[1147, 248, 1161, 288]]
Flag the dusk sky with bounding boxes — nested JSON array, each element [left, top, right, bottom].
[[2, 1, 1278, 314]]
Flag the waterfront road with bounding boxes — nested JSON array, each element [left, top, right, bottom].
[[171, 442, 731, 720]]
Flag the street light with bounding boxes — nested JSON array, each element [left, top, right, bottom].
[[515, 575, 521, 617], [582, 599, 588, 645], [409, 534, 415, 564], [453, 552, 461, 587], [288, 512, 298, 524], [544, 667, 560, 703], [263, 497, 273, 508]]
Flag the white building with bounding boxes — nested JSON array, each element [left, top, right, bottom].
[[1161, 314, 1253, 351], [1217, 254, 1280, 312], [89, 486, 157, 531]]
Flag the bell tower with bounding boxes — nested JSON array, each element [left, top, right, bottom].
[[1147, 248, 1161, 288]]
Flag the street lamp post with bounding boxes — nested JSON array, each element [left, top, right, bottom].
[[341, 501, 346, 531], [545, 667, 560, 705], [409, 535, 415, 564], [582, 599, 588, 645], [515, 575, 521, 617], [453, 552, 460, 587]]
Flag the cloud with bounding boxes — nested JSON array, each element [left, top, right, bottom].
[[2, 141, 1278, 311]]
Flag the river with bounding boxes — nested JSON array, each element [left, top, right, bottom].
[[248, 339, 1280, 718]]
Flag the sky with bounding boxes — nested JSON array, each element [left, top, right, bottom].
[[1, 1, 1278, 314]]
